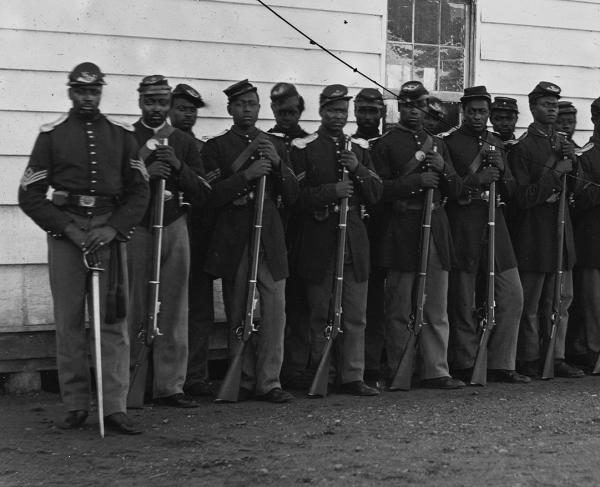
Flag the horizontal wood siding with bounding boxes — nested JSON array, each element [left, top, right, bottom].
[[0, 0, 385, 329]]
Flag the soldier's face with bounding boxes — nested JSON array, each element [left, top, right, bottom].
[[273, 103, 301, 131], [320, 100, 348, 133], [354, 105, 381, 132], [530, 96, 559, 125], [462, 99, 490, 133], [228, 92, 260, 129], [490, 110, 517, 139], [139, 94, 171, 127], [69, 86, 102, 116], [423, 113, 441, 134], [398, 98, 426, 130], [555, 113, 577, 138], [169, 97, 198, 131]]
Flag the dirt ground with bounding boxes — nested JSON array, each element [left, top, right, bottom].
[[2, 376, 600, 487]]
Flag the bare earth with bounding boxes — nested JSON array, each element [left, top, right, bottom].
[[2, 377, 600, 487]]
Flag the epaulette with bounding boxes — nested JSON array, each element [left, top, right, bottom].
[[511, 132, 528, 145], [576, 142, 594, 156], [437, 126, 459, 138], [291, 132, 318, 149], [200, 129, 228, 142], [267, 131, 285, 138], [350, 137, 369, 149], [106, 116, 134, 132], [39, 113, 68, 133]]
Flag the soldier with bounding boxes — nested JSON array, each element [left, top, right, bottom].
[[202, 79, 298, 403], [570, 98, 600, 370], [441, 86, 529, 384], [268, 82, 308, 147], [371, 81, 464, 390], [291, 84, 383, 396], [352, 88, 387, 388], [18, 62, 149, 434], [509, 81, 584, 378], [128, 75, 211, 407], [490, 97, 519, 143], [423, 96, 446, 135], [167, 83, 216, 397], [555, 101, 579, 145]]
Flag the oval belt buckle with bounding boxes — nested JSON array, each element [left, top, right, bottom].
[[415, 150, 426, 162]]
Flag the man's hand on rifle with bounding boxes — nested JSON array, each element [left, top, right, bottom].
[[340, 150, 359, 173], [425, 149, 445, 173], [420, 171, 440, 188], [256, 138, 281, 169], [147, 160, 171, 179], [555, 157, 573, 174], [64, 222, 88, 251], [335, 180, 354, 198], [155, 144, 182, 171], [561, 139, 576, 162], [243, 159, 272, 181], [477, 166, 501, 185], [84, 225, 118, 254]]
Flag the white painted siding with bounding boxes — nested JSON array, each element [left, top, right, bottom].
[[475, 0, 600, 146], [0, 0, 386, 329]]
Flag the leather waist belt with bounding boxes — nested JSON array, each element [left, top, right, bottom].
[[404, 201, 442, 210], [67, 194, 116, 208], [313, 204, 358, 222]]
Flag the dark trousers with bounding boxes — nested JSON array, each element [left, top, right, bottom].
[[572, 268, 600, 354], [281, 273, 310, 383], [448, 267, 523, 370], [365, 267, 386, 377]]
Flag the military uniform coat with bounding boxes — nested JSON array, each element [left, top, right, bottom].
[[441, 127, 518, 273], [508, 124, 578, 272], [290, 128, 383, 284], [202, 125, 298, 282], [370, 124, 461, 272]]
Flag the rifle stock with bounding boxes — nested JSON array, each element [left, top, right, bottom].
[[215, 172, 267, 402], [308, 340, 333, 397], [389, 333, 417, 391], [542, 171, 568, 380]]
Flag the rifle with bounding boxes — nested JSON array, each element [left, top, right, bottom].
[[307, 135, 352, 397], [128, 138, 168, 408], [542, 170, 568, 380], [215, 166, 267, 402], [84, 252, 105, 438], [471, 146, 497, 386], [388, 148, 436, 391]]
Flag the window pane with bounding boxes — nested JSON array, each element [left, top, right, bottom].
[[441, 1, 467, 46], [414, 44, 439, 91], [439, 47, 464, 91], [387, 0, 413, 42], [415, 0, 440, 44], [386, 43, 413, 91]]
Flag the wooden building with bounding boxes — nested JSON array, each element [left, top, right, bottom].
[[1, 0, 599, 375]]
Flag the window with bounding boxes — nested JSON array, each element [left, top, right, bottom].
[[385, 0, 473, 126]]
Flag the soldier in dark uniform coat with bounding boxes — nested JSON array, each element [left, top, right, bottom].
[[371, 81, 464, 389], [128, 75, 211, 408], [441, 86, 529, 384], [168, 83, 216, 397], [509, 81, 584, 378], [18, 62, 149, 434], [203, 79, 298, 403], [351, 88, 387, 388], [290, 84, 383, 396], [266, 83, 311, 389]]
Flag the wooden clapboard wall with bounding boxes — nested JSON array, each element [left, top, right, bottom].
[[0, 0, 387, 333], [474, 0, 600, 145]]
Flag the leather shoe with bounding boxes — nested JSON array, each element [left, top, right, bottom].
[[518, 360, 540, 378], [154, 393, 199, 408], [184, 382, 214, 397], [450, 368, 473, 383], [339, 380, 380, 396], [421, 376, 465, 389], [105, 412, 142, 435], [57, 410, 88, 429], [487, 369, 531, 384], [554, 360, 585, 378], [257, 387, 294, 403]]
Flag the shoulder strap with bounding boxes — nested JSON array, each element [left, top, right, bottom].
[[466, 134, 491, 175], [138, 124, 176, 162], [397, 135, 434, 178], [230, 136, 261, 174]]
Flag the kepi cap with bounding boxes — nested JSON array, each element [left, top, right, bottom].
[[172, 83, 205, 107], [591, 97, 600, 117], [558, 100, 577, 115], [491, 96, 519, 113], [427, 96, 445, 117], [460, 85, 492, 104], [68, 62, 105, 86], [397, 81, 428, 102], [138, 75, 172, 95], [224, 79, 257, 102], [354, 88, 384, 107], [528, 81, 561, 103], [319, 84, 352, 108], [270, 82, 299, 102]]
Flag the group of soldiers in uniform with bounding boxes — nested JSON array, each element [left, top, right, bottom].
[[17, 61, 600, 435]]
